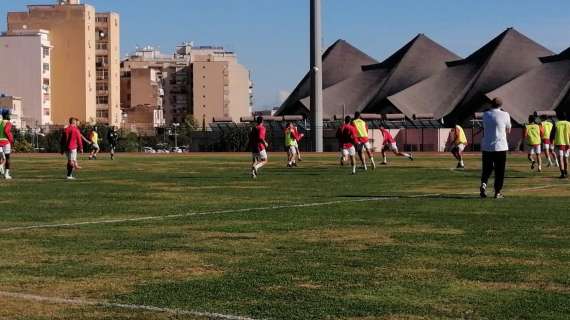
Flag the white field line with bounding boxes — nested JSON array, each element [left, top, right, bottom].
[[0, 290, 259, 320], [0, 194, 438, 233]]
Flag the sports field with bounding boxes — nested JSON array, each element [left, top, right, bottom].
[[0, 153, 569, 320]]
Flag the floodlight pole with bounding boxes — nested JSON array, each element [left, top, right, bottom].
[[310, 0, 323, 152]]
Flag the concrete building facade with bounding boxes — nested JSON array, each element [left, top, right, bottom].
[[95, 12, 120, 126], [0, 29, 52, 126], [0, 95, 24, 129]]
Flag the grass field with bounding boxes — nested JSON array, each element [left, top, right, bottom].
[[0, 152, 569, 320]]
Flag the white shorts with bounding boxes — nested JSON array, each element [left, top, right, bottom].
[[253, 149, 268, 162], [454, 144, 466, 153], [92, 143, 100, 150], [528, 145, 541, 155], [557, 147, 570, 158], [0, 144, 11, 155], [543, 143, 554, 150], [66, 149, 78, 161], [342, 146, 356, 157], [288, 146, 297, 155], [357, 141, 371, 152], [383, 142, 398, 153]]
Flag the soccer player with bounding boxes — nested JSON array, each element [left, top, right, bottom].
[[336, 116, 358, 174], [524, 115, 543, 172], [551, 112, 570, 179], [250, 116, 268, 178], [284, 122, 298, 167], [380, 126, 413, 165], [61, 117, 84, 180], [292, 123, 304, 162], [352, 112, 376, 170], [107, 126, 119, 160], [540, 115, 557, 167], [88, 127, 100, 160], [450, 124, 468, 169], [0, 109, 14, 180]]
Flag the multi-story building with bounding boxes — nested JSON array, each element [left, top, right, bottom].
[[0, 29, 52, 126], [95, 12, 120, 126], [120, 43, 253, 129], [0, 95, 24, 129], [7, 0, 120, 127], [190, 46, 253, 127], [7, 0, 96, 125]]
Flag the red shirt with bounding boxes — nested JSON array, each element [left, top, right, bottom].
[[0, 121, 14, 146], [251, 124, 267, 152], [381, 128, 396, 144], [64, 125, 83, 151], [337, 124, 358, 149]]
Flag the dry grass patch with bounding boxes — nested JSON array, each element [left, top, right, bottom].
[[290, 227, 395, 250], [459, 280, 570, 293]]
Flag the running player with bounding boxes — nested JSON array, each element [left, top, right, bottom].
[[61, 117, 84, 180], [0, 109, 14, 180], [292, 123, 304, 163], [540, 115, 557, 167], [450, 123, 468, 169], [284, 122, 298, 167], [250, 116, 268, 178], [336, 116, 358, 174], [107, 126, 119, 160], [524, 115, 543, 172], [552, 112, 570, 178], [352, 112, 376, 170], [380, 126, 413, 165], [88, 127, 100, 160]]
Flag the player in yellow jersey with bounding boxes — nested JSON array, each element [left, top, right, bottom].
[[449, 124, 468, 169], [523, 115, 543, 172], [552, 112, 570, 178], [540, 115, 557, 167], [352, 112, 376, 170], [88, 127, 100, 160]]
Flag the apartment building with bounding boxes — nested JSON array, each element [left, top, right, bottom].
[[0, 29, 52, 126], [95, 12, 120, 126], [0, 95, 24, 129]]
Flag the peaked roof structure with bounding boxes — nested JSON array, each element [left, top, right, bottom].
[[276, 40, 378, 116], [387, 28, 554, 123], [279, 34, 460, 118], [486, 48, 570, 124]]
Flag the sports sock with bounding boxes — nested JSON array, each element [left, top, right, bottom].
[[67, 163, 74, 177]]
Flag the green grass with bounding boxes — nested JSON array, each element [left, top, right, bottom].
[[0, 152, 569, 320]]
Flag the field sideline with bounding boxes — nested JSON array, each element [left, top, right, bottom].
[[0, 153, 569, 320]]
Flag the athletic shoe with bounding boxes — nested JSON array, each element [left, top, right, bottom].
[[293, 162, 298, 167], [4, 174, 12, 180], [66, 176, 76, 180], [457, 163, 465, 169], [538, 166, 542, 173], [409, 154, 414, 161], [480, 183, 487, 198], [560, 173, 566, 179], [494, 193, 505, 199], [530, 161, 536, 170], [251, 169, 257, 179], [287, 163, 292, 168]]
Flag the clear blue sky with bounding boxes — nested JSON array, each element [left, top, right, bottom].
[[1, 0, 569, 110]]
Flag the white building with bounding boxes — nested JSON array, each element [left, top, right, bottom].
[[0, 29, 52, 126]]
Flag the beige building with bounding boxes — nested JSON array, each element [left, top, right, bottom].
[[190, 47, 252, 128], [95, 12, 120, 126], [0, 29, 52, 126], [7, 0, 120, 127], [0, 95, 24, 129]]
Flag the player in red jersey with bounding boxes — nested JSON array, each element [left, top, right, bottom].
[[60, 117, 84, 180], [380, 127, 413, 165], [250, 116, 269, 178], [0, 109, 15, 179], [336, 116, 358, 174]]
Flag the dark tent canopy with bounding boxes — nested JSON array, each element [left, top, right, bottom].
[[387, 28, 553, 124], [486, 47, 570, 124]]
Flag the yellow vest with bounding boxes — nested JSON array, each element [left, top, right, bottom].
[[526, 124, 541, 146], [455, 125, 467, 145], [541, 121, 553, 139], [284, 129, 297, 147], [353, 119, 368, 138], [0, 120, 8, 142], [91, 131, 99, 144], [554, 121, 570, 146]]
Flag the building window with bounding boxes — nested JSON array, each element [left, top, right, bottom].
[[96, 70, 108, 80], [96, 110, 109, 118], [96, 96, 109, 105], [96, 42, 108, 50], [43, 108, 50, 116], [96, 83, 108, 91], [42, 47, 50, 58]]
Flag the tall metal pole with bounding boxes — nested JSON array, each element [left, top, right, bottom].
[[310, 0, 323, 152]]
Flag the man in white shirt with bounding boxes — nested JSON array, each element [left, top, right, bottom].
[[480, 97, 511, 199]]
